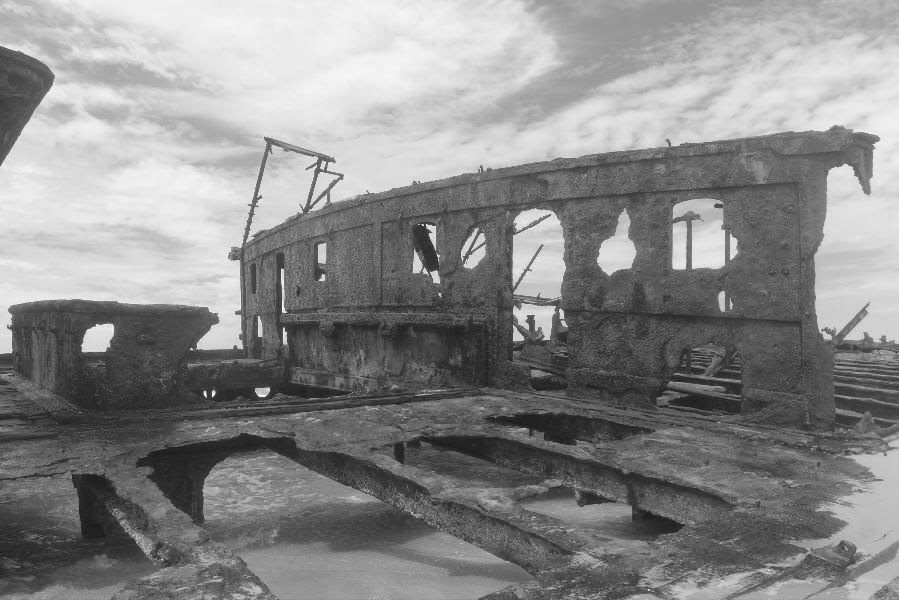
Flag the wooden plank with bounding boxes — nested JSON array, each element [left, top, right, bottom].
[[834, 382, 899, 405], [835, 394, 899, 421], [671, 373, 741, 393], [1, 373, 82, 418]]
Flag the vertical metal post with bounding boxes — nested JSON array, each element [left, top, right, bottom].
[[724, 227, 731, 264], [685, 219, 693, 270], [304, 158, 323, 212], [240, 142, 272, 355], [723, 226, 731, 310]]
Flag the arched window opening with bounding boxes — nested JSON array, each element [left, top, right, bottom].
[[460, 225, 487, 268], [672, 198, 730, 270], [412, 222, 440, 285], [596, 209, 637, 274]]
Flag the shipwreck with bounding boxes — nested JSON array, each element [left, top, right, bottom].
[[3, 44, 899, 600]]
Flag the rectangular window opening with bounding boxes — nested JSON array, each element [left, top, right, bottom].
[[250, 315, 263, 359], [314, 242, 327, 282], [412, 222, 440, 284], [276, 253, 286, 345]]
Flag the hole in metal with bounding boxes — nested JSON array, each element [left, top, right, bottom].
[[82, 323, 114, 353], [489, 412, 653, 445], [596, 208, 636, 274], [412, 222, 440, 286], [672, 198, 726, 270], [520, 487, 682, 541]]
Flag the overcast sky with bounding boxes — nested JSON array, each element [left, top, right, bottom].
[[2, 0, 897, 351]]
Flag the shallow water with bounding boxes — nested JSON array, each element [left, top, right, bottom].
[[669, 442, 899, 600], [520, 486, 682, 541], [3, 443, 776, 600], [203, 451, 532, 599], [1, 450, 536, 600], [0, 474, 155, 599]]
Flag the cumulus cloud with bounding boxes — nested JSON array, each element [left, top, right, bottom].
[[1, 0, 897, 352], [423, 0, 899, 337], [0, 0, 560, 349]]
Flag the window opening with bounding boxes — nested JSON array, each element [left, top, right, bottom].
[[250, 315, 263, 359], [82, 323, 114, 353], [717, 290, 734, 313], [672, 198, 730, 270], [314, 242, 327, 282], [460, 225, 487, 268], [596, 208, 637, 274], [250, 263, 257, 294], [412, 222, 440, 285], [817, 166, 863, 340], [276, 253, 285, 345], [511, 209, 564, 348]]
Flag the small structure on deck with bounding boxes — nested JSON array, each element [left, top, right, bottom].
[[9, 300, 218, 409]]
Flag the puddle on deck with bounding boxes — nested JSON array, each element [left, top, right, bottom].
[[202, 451, 531, 599], [520, 486, 682, 540]]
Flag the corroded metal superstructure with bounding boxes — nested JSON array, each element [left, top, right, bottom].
[[242, 128, 878, 429]]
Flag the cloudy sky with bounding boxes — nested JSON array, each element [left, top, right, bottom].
[[2, 0, 898, 351]]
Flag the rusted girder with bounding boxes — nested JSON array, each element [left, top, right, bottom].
[[135, 433, 580, 575]]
